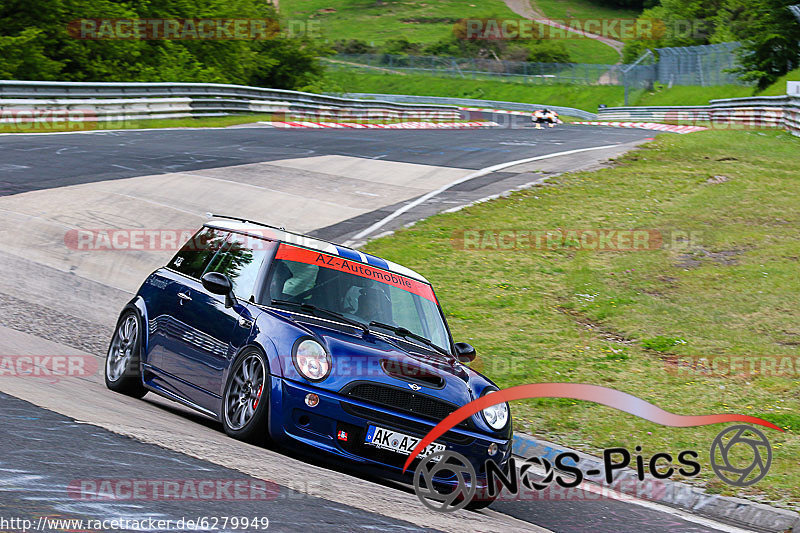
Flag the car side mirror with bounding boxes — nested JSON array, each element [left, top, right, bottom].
[[454, 342, 477, 363], [201, 272, 237, 308]]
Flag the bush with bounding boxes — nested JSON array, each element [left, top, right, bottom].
[[331, 39, 376, 55], [0, 0, 330, 89]]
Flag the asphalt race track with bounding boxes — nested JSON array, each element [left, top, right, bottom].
[[0, 123, 748, 532]]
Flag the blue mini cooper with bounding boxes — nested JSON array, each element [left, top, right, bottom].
[[105, 215, 511, 506]]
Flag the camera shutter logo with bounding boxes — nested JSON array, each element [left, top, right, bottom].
[[710, 425, 772, 487], [523, 456, 555, 490], [413, 450, 476, 512]]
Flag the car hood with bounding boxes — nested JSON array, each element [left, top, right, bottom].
[[260, 309, 496, 406]]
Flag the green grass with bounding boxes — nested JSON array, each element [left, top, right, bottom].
[[559, 38, 620, 64], [326, 68, 625, 109], [280, 0, 521, 45], [634, 84, 755, 106], [323, 69, 765, 110], [281, 0, 628, 63], [363, 129, 800, 508], [324, 65, 798, 111], [759, 68, 800, 96], [532, 0, 639, 21]]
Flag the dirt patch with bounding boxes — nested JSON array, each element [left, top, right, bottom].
[[502, 0, 624, 57], [705, 175, 730, 185], [675, 248, 746, 269], [559, 306, 635, 345], [400, 17, 459, 24]]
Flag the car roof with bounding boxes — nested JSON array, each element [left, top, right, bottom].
[[204, 218, 430, 283]]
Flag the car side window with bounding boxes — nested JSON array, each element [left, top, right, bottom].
[[169, 227, 228, 279], [205, 233, 275, 301]]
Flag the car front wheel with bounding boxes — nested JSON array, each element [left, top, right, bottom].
[[222, 348, 270, 444]]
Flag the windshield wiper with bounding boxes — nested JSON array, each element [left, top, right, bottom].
[[369, 321, 450, 357], [270, 299, 369, 333]]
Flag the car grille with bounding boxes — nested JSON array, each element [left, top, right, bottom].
[[342, 382, 465, 425]]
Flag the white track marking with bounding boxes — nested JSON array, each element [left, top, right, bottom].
[[351, 143, 621, 240]]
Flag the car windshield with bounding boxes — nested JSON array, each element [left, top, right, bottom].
[[265, 244, 450, 353]]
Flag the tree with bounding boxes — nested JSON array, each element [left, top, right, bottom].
[[0, 0, 329, 89], [717, 0, 800, 89]]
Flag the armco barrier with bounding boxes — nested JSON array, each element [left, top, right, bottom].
[[598, 95, 800, 136], [594, 106, 712, 122], [0, 81, 462, 124], [341, 93, 598, 120]]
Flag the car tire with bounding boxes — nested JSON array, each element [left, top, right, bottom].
[[221, 347, 271, 444], [104, 310, 147, 398]]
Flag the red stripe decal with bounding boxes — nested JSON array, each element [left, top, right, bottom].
[[275, 244, 436, 302]]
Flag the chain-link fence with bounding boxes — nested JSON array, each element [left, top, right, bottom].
[[790, 4, 800, 22], [655, 43, 743, 86], [328, 54, 624, 85], [327, 42, 751, 92]]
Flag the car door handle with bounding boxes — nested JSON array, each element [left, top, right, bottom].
[[178, 292, 192, 303]]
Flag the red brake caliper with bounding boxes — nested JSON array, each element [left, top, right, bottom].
[[252, 385, 263, 409]]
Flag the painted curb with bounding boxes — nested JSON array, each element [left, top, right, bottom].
[[257, 120, 501, 129], [511, 433, 799, 532], [573, 121, 707, 134]]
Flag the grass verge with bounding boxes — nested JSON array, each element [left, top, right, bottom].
[[323, 68, 793, 111], [0, 114, 281, 134], [363, 129, 800, 509], [759, 68, 800, 96], [0, 113, 479, 134], [326, 68, 626, 109], [324, 69, 763, 110]]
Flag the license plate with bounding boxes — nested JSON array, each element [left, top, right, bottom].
[[365, 425, 445, 458]]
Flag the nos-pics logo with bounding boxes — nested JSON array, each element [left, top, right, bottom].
[[413, 425, 773, 513]]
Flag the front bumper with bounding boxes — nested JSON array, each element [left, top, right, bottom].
[[267, 376, 512, 487]]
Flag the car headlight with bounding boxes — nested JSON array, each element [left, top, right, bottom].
[[293, 338, 331, 381], [481, 390, 509, 430]]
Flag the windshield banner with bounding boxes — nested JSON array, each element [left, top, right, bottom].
[[275, 244, 436, 302]]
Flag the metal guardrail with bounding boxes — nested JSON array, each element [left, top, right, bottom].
[[341, 93, 597, 120], [0, 81, 463, 123], [596, 106, 713, 121], [597, 95, 800, 136]]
